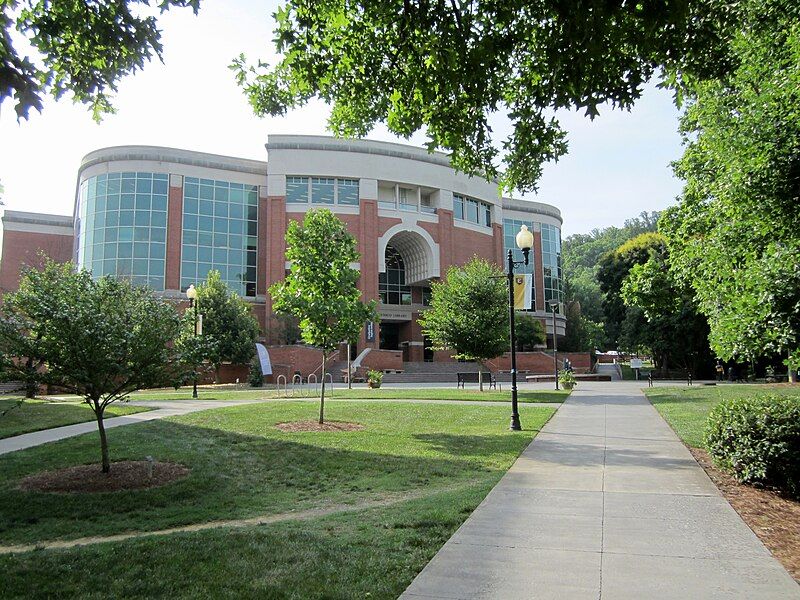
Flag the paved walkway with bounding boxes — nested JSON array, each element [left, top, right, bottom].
[[401, 384, 800, 599], [0, 400, 260, 456]]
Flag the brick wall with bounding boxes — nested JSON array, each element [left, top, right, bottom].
[[489, 351, 593, 374], [0, 230, 73, 294], [360, 349, 403, 372], [265, 345, 338, 380]]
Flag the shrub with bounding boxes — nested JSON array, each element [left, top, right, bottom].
[[249, 356, 263, 387], [705, 395, 800, 496], [366, 369, 383, 388], [558, 370, 577, 389]]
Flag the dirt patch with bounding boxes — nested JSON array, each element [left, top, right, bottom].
[[690, 447, 799, 582], [18, 461, 189, 494], [275, 420, 364, 433]]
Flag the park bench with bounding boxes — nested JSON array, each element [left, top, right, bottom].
[[457, 372, 497, 389]]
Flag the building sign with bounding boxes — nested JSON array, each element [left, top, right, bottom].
[[365, 321, 375, 342], [377, 305, 413, 321]]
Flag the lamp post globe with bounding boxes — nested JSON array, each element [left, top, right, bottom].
[[507, 224, 534, 431], [516, 224, 534, 254], [186, 284, 199, 399], [548, 299, 559, 390]]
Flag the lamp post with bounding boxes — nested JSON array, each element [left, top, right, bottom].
[[186, 284, 199, 399], [548, 299, 559, 390], [508, 224, 534, 431]]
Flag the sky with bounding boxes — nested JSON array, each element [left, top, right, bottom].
[[0, 0, 686, 237]]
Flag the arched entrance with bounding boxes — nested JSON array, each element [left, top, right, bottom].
[[375, 227, 439, 359]]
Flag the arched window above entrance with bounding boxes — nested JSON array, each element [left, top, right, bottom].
[[379, 245, 412, 305]]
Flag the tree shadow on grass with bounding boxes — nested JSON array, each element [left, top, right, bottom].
[[413, 433, 540, 459], [0, 419, 506, 546]]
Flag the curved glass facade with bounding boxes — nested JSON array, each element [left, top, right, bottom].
[[180, 177, 259, 297], [379, 245, 412, 305], [77, 172, 168, 289], [541, 223, 563, 304]]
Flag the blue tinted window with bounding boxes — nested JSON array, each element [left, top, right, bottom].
[[286, 176, 309, 203], [311, 177, 335, 204], [337, 179, 359, 205], [76, 172, 168, 290], [181, 179, 259, 297]]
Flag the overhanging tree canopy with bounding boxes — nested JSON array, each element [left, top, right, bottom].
[[234, 0, 736, 191], [663, 2, 800, 366], [1, 0, 199, 119]]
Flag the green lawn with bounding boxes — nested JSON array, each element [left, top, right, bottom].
[[645, 383, 800, 448], [0, 485, 485, 599], [0, 402, 552, 571], [0, 398, 151, 440], [325, 387, 568, 402], [121, 386, 569, 403], [0, 400, 552, 598]]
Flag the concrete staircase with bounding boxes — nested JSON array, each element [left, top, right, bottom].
[[595, 362, 623, 381], [381, 361, 511, 384]]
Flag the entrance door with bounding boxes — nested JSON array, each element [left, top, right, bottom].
[[423, 336, 434, 362], [379, 322, 400, 350]]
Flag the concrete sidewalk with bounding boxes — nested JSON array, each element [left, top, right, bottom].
[[401, 384, 799, 599], [0, 399, 260, 456]]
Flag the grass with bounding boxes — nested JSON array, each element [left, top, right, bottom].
[[0, 398, 151, 440], [119, 386, 569, 403], [0, 486, 485, 599], [0, 400, 554, 598], [0, 401, 554, 547], [645, 383, 800, 448], [325, 387, 568, 402]]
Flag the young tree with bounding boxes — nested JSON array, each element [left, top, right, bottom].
[[597, 232, 667, 348], [2, 0, 199, 120], [621, 256, 712, 376], [189, 270, 260, 382], [419, 258, 508, 391], [515, 315, 546, 351], [270, 210, 377, 423], [0, 261, 186, 473]]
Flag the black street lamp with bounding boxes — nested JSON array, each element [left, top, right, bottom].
[[186, 284, 199, 399], [508, 224, 534, 431], [548, 299, 559, 390]]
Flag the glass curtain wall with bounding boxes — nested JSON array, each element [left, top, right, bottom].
[[379, 245, 412, 305], [77, 172, 168, 289], [541, 223, 563, 305], [180, 177, 259, 297]]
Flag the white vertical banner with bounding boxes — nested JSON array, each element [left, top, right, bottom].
[[256, 343, 272, 375]]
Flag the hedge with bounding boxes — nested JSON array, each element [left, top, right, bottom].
[[705, 394, 800, 497]]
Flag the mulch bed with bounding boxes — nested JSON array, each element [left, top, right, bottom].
[[690, 447, 799, 582], [18, 461, 189, 494], [275, 420, 364, 433]]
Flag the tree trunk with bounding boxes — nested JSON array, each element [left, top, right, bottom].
[[24, 356, 36, 398], [94, 402, 111, 474], [347, 342, 352, 390], [319, 352, 327, 424], [478, 367, 484, 392]]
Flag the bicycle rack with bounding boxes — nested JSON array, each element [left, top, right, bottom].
[[307, 373, 318, 397], [276, 374, 287, 396]]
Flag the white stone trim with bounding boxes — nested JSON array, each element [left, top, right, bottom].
[[378, 222, 440, 284], [267, 174, 286, 197]]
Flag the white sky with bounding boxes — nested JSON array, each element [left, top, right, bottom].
[[0, 0, 685, 236]]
